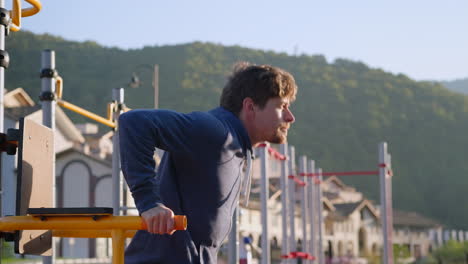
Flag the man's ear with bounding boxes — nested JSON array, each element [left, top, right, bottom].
[[242, 97, 256, 116]]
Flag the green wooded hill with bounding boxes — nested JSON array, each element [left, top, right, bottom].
[[8, 31, 468, 229], [442, 78, 468, 95]]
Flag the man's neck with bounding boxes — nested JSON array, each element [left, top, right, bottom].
[[239, 112, 260, 146]]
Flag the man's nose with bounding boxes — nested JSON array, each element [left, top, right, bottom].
[[284, 109, 295, 123]]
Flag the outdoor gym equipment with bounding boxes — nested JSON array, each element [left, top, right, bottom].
[[9, 0, 42, 32], [285, 146, 317, 264], [0, 0, 43, 133], [0, 2, 42, 263], [39, 50, 125, 220], [0, 118, 187, 264], [298, 142, 394, 264], [244, 142, 393, 264], [255, 144, 316, 264]]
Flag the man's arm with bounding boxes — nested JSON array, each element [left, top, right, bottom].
[[118, 109, 225, 234]]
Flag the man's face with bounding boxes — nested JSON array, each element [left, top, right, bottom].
[[253, 97, 295, 144]]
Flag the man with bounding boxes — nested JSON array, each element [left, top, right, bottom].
[[239, 234, 253, 264], [119, 62, 297, 263]]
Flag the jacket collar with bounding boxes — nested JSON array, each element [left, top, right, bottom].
[[209, 107, 252, 154]]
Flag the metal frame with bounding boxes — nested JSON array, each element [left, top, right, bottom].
[[0, 214, 186, 264]]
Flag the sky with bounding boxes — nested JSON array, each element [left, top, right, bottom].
[[9, 0, 468, 81]]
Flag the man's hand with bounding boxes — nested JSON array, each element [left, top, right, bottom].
[[141, 204, 176, 235]]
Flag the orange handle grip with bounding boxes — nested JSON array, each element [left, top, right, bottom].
[[141, 215, 187, 231], [173, 215, 187, 230]]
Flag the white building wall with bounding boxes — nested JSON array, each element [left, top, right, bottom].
[[63, 161, 90, 207], [56, 152, 110, 177], [95, 177, 112, 208], [61, 161, 90, 258], [57, 151, 112, 259], [94, 177, 113, 258]]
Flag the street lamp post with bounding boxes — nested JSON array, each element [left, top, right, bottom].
[[129, 64, 159, 109]]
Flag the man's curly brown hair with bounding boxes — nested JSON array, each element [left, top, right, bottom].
[[220, 62, 297, 115]]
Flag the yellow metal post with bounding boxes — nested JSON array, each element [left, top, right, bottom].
[[112, 229, 125, 264]]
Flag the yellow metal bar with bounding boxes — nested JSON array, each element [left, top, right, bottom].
[[10, 0, 21, 32], [112, 229, 125, 264], [0, 215, 187, 231], [55, 76, 63, 99], [22, 0, 42, 17], [10, 0, 42, 32], [53, 229, 136, 238], [57, 99, 116, 128], [107, 102, 115, 121], [1, 215, 186, 261], [0, 215, 143, 231]]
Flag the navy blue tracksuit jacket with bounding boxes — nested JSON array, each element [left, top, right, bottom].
[[119, 107, 252, 264]]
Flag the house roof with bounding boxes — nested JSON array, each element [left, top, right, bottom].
[[323, 191, 340, 200], [322, 197, 336, 212], [331, 199, 379, 220], [4, 105, 41, 120], [4, 88, 35, 107], [323, 176, 356, 192], [393, 210, 441, 228], [334, 202, 361, 217], [4, 87, 85, 143], [5, 106, 85, 144]]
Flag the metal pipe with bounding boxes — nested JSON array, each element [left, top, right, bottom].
[[288, 146, 296, 254], [0, 215, 186, 231], [0, 2, 5, 263], [299, 156, 308, 263], [0, 0, 4, 134], [259, 144, 270, 264], [41, 49, 56, 264], [112, 88, 124, 216], [57, 99, 115, 128], [279, 144, 289, 264], [307, 170, 379, 176], [9, 0, 42, 32], [379, 142, 394, 264], [111, 229, 125, 264], [41, 50, 55, 130], [316, 168, 325, 264], [53, 230, 136, 238], [153, 64, 159, 109], [0, 214, 185, 264], [21, 0, 42, 16], [308, 160, 316, 263]]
